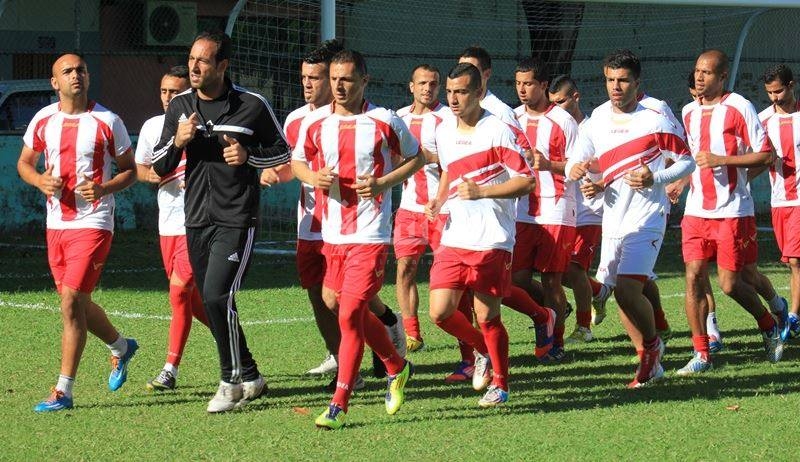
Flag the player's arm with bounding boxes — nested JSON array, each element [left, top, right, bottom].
[[243, 104, 291, 169], [695, 150, 773, 169], [136, 163, 160, 184], [17, 146, 62, 196], [747, 163, 771, 182], [425, 169, 449, 220], [77, 149, 137, 203], [458, 175, 534, 200], [260, 163, 295, 187], [152, 104, 189, 176], [357, 150, 425, 199]]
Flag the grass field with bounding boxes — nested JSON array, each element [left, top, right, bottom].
[[1, 228, 798, 460]]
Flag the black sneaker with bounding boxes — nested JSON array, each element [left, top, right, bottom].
[[146, 369, 176, 391]]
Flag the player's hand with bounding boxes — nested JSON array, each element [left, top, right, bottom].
[[355, 173, 384, 199], [175, 112, 198, 149], [76, 173, 104, 203], [314, 166, 336, 190], [222, 134, 247, 166], [424, 198, 441, 221], [457, 176, 482, 200], [37, 164, 63, 196], [695, 150, 722, 169], [624, 159, 654, 190], [580, 177, 603, 199], [665, 180, 685, 204], [146, 167, 161, 184], [532, 149, 551, 171], [569, 161, 591, 181], [260, 168, 280, 187]]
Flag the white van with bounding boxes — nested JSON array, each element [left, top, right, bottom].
[[0, 80, 56, 131]]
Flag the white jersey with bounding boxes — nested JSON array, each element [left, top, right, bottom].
[[513, 103, 578, 226], [571, 102, 691, 238], [758, 102, 800, 123], [285, 103, 332, 241], [682, 92, 770, 218], [638, 93, 684, 137], [436, 111, 533, 252], [396, 102, 450, 213], [292, 101, 419, 245], [574, 116, 604, 226], [135, 114, 186, 236], [761, 109, 800, 207], [24, 101, 132, 231], [481, 90, 520, 128]]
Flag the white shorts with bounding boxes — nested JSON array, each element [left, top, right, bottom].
[[596, 230, 663, 287]]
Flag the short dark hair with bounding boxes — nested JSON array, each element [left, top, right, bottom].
[[194, 30, 232, 63], [166, 65, 189, 80], [331, 49, 368, 76], [459, 46, 491, 71], [448, 62, 482, 91], [548, 74, 577, 95], [410, 64, 440, 82], [602, 49, 641, 79], [515, 57, 550, 83], [763, 64, 794, 86], [304, 39, 344, 65], [686, 70, 695, 90]]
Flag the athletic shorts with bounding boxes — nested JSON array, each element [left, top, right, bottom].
[[681, 216, 757, 271], [160, 234, 194, 283], [297, 239, 325, 289], [571, 224, 602, 270], [772, 206, 800, 263], [393, 208, 447, 259], [430, 246, 512, 298], [511, 222, 576, 273], [323, 243, 388, 300], [596, 231, 663, 287], [46, 228, 112, 293]]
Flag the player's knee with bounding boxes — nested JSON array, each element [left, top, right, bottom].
[[396, 257, 418, 282], [788, 258, 800, 271], [717, 273, 740, 296]]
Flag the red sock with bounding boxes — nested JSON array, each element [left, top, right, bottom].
[[502, 286, 550, 324], [190, 286, 209, 326], [167, 284, 195, 367], [554, 324, 565, 347], [692, 334, 710, 361], [643, 336, 659, 351], [756, 310, 776, 331], [332, 296, 367, 412], [653, 307, 669, 331], [457, 293, 476, 363], [435, 310, 488, 355], [364, 311, 405, 376], [588, 278, 603, 296], [577, 309, 591, 329], [479, 316, 509, 391], [403, 316, 421, 340]]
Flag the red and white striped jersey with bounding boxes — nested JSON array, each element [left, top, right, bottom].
[[285, 103, 331, 241], [436, 111, 533, 252], [292, 101, 419, 244], [513, 103, 579, 225], [761, 111, 800, 207], [24, 101, 132, 231], [574, 116, 604, 226], [682, 92, 770, 218], [571, 101, 691, 238], [135, 114, 186, 236], [396, 102, 450, 213], [759, 101, 800, 124]]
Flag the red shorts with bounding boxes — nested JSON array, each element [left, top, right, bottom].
[[297, 239, 325, 289], [430, 246, 512, 297], [772, 207, 800, 263], [571, 224, 602, 270], [511, 222, 576, 273], [46, 228, 112, 293], [681, 215, 758, 271], [160, 234, 195, 283], [323, 243, 388, 300], [393, 208, 447, 259]]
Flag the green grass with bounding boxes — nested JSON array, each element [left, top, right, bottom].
[[1, 229, 798, 460]]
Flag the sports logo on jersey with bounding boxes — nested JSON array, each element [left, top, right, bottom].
[[178, 113, 188, 123], [92, 261, 104, 270], [375, 268, 384, 278], [227, 252, 240, 263]]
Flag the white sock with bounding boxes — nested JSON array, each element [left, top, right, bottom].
[[56, 375, 74, 397], [107, 336, 128, 358], [164, 363, 178, 377], [768, 295, 785, 314], [707, 312, 721, 339]]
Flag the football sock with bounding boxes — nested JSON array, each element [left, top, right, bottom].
[[331, 297, 367, 413], [706, 312, 721, 340], [502, 286, 551, 324], [435, 310, 488, 355], [756, 309, 776, 332], [692, 335, 710, 361], [107, 335, 128, 358], [167, 284, 194, 367], [364, 310, 405, 376], [403, 316, 421, 340], [164, 362, 178, 377], [56, 374, 74, 397], [479, 316, 509, 391], [378, 305, 398, 326]]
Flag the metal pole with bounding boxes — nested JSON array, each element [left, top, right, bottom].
[[74, 0, 80, 51], [728, 8, 768, 91], [321, 0, 335, 41], [225, 0, 247, 37]]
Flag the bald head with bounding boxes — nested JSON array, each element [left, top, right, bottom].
[[698, 49, 729, 74], [50, 53, 89, 102], [51, 54, 86, 77]]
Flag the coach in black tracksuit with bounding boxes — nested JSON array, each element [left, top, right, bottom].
[[153, 31, 289, 411]]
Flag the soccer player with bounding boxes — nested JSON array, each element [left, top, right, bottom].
[[18, 53, 139, 412], [512, 57, 578, 358], [427, 62, 535, 406], [291, 50, 422, 430], [152, 31, 290, 412], [677, 49, 787, 374], [758, 64, 800, 339], [458, 46, 519, 127], [135, 66, 210, 391], [567, 49, 695, 388]]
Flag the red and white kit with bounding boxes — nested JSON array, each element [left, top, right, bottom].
[[570, 102, 691, 284], [572, 116, 603, 269]]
